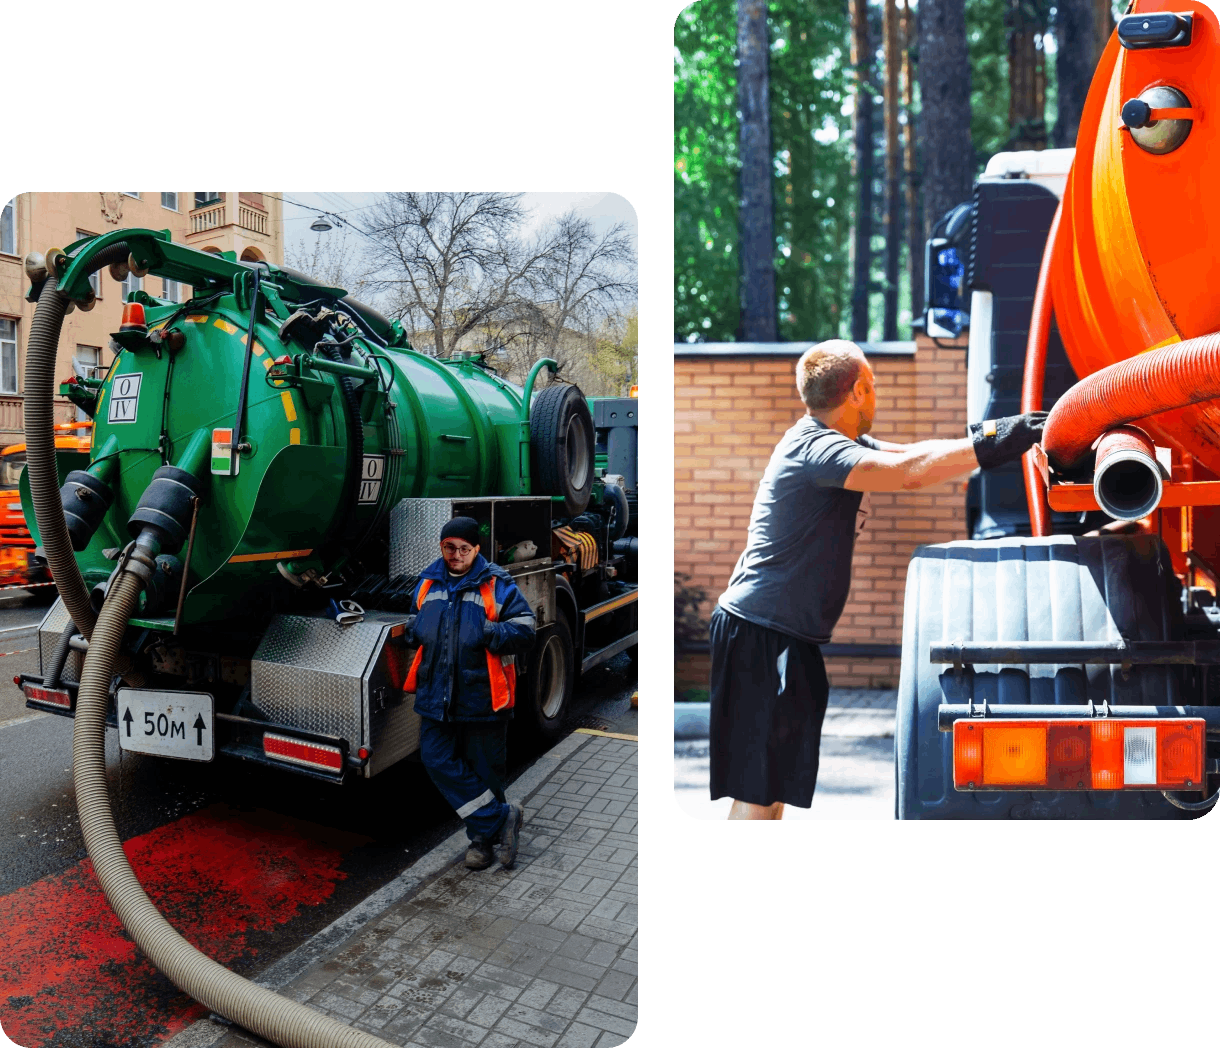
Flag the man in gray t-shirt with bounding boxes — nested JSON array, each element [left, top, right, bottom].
[[709, 339, 1045, 819]]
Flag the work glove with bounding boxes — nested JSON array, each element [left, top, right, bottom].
[[968, 411, 1048, 470]]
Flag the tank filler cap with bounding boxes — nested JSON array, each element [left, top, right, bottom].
[[1122, 86, 1193, 154]]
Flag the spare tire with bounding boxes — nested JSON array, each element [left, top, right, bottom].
[[530, 383, 594, 516]]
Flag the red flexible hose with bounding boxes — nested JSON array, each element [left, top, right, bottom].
[[1020, 202, 1061, 537], [1043, 332, 1220, 471]]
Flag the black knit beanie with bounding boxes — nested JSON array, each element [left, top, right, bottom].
[[440, 516, 481, 547]]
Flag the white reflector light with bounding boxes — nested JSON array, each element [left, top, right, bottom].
[[1124, 727, 1158, 785]]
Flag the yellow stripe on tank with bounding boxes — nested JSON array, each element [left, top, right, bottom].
[[213, 318, 239, 335], [280, 390, 297, 422], [289, 428, 301, 445], [239, 334, 264, 355]]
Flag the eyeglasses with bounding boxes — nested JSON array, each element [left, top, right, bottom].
[[441, 542, 475, 556]]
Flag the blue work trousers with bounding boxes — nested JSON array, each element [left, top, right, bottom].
[[418, 716, 510, 843]]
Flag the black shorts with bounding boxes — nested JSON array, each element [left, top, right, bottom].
[[708, 605, 830, 808]]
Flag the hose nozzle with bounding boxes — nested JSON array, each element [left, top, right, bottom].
[[1093, 426, 1164, 522]]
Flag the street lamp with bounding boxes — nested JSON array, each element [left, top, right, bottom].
[[310, 214, 334, 232]]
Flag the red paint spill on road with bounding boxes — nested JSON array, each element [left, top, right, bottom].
[[0, 804, 366, 1048]]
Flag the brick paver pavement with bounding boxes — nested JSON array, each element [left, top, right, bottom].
[[196, 732, 637, 1048]]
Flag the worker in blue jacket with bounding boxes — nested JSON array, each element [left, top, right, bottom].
[[406, 517, 537, 869]]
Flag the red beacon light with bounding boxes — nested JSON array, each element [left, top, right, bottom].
[[119, 302, 147, 334]]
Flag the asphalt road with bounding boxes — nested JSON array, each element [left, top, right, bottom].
[[0, 594, 636, 1048]]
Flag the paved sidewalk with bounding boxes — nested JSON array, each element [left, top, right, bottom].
[[169, 731, 637, 1048]]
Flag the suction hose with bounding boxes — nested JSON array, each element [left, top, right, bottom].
[[1020, 202, 1060, 538], [1043, 331, 1220, 470], [25, 249, 144, 683], [72, 540, 396, 1048]]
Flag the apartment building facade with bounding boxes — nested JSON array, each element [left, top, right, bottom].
[[0, 192, 282, 446]]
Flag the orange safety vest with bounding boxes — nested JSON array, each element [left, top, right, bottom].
[[404, 578, 518, 712]]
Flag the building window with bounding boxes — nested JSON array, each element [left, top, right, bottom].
[[161, 192, 179, 211], [73, 345, 102, 421], [122, 270, 142, 301], [194, 192, 223, 209], [1, 201, 14, 256], [76, 230, 102, 299], [123, 192, 141, 199], [0, 319, 17, 395], [162, 277, 180, 303], [73, 345, 102, 381]]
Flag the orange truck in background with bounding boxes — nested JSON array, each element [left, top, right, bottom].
[[0, 421, 92, 589]]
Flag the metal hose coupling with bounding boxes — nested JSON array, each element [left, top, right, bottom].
[[1092, 426, 1165, 522]]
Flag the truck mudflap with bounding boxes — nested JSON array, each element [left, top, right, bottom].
[[895, 533, 1213, 818]]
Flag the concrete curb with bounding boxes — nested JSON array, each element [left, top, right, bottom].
[[163, 730, 594, 1048]]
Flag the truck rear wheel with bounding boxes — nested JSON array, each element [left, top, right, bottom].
[[522, 618, 575, 741], [530, 384, 594, 516]]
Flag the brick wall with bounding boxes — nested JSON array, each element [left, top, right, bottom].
[[674, 333, 970, 689]]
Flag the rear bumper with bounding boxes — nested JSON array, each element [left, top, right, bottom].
[[21, 675, 366, 784]]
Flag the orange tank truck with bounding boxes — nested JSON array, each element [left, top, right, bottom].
[[895, 2, 1220, 820], [0, 421, 91, 590], [1034, 1, 1220, 575]]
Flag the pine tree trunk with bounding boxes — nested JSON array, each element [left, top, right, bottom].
[[1053, 0, 1107, 147], [902, 0, 923, 318], [850, 0, 875, 342], [883, 0, 901, 341], [918, 0, 973, 242], [1007, 0, 1048, 150], [736, 0, 777, 342]]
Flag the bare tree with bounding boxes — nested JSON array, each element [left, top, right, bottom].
[[530, 212, 637, 357], [283, 229, 376, 300], [363, 192, 548, 358]]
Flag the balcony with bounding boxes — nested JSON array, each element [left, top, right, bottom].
[[187, 195, 273, 250], [0, 396, 22, 437], [237, 204, 268, 236], [190, 203, 226, 235]]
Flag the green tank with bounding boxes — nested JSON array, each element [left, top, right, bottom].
[[21, 228, 590, 624]]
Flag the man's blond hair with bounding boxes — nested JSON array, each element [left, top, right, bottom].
[[796, 340, 865, 412]]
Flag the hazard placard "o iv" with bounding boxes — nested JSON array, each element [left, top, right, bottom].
[[107, 373, 142, 424]]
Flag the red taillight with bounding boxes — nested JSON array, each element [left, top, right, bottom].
[[13, 675, 21, 687], [357, 747, 370, 760], [952, 718, 1205, 791], [23, 682, 71, 709], [119, 302, 147, 332], [262, 732, 344, 772]]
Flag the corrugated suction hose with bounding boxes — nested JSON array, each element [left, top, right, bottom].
[[28, 247, 393, 1048], [74, 563, 396, 1048], [25, 254, 143, 682], [1044, 331, 1220, 470]]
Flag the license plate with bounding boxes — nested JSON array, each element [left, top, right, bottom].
[[116, 689, 214, 762]]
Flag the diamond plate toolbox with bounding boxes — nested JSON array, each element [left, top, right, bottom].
[[250, 612, 418, 761]]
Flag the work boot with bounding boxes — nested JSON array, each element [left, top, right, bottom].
[[464, 839, 495, 870], [496, 804, 523, 869]]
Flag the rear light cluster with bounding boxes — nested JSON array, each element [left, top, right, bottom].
[[953, 719, 1205, 791], [23, 682, 71, 710], [262, 733, 344, 773]]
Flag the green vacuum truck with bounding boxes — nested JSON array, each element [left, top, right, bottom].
[[17, 228, 638, 783]]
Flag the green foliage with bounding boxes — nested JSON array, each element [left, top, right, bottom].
[[675, 0, 740, 342], [675, 0, 853, 343], [967, 0, 1012, 167], [590, 312, 638, 394]]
